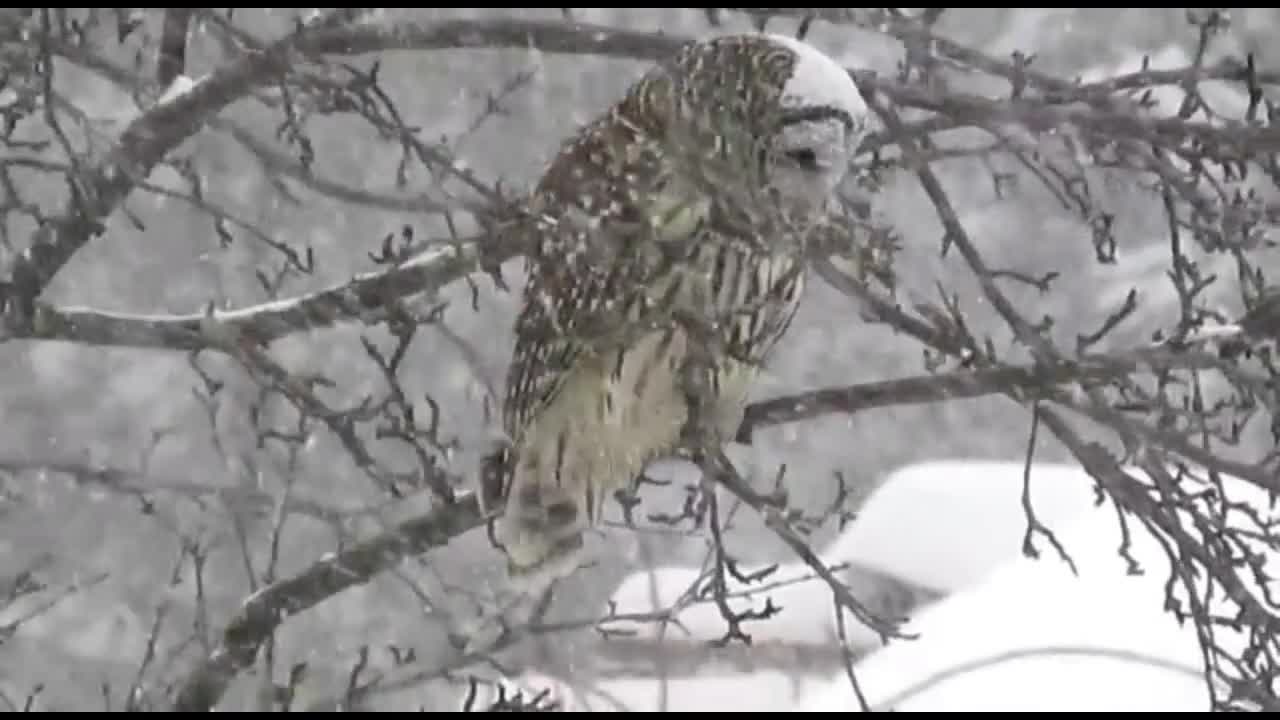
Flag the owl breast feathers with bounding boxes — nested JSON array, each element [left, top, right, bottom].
[[480, 31, 871, 590]]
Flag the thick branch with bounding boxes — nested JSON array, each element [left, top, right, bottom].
[[737, 346, 1228, 442], [299, 18, 1280, 159], [167, 492, 486, 713], [298, 17, 684, 62], [156, 8, 193, 88], [14, 234, 513, 350]]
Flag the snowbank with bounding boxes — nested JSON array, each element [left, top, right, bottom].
[[800, 465, 1271, 712], [834, 459, 1103, 593]]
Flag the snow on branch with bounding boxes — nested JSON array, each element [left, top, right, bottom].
[[18, 233, 511, 350]]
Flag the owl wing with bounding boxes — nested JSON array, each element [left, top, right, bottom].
[[501, 206, 669, 441], [498, 110, 681, 434], [501, 174, 808, 435], [480, 212, 656, 519], [500, 255, 592, 439], [488, 96, 787, 512]]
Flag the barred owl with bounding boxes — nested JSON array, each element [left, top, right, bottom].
[[480, 32, 871, 592]]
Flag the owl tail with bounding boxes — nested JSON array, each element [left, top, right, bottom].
[[492, 492, 592, 594], [457, 541, 580, 656]]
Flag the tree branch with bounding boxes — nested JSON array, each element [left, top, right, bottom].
[[156, 8, 194, 88], [12, 233, 513, 350], [0, 9, 365, 337], [166, 491, 486, 712], [737, 345, 1230, 443]]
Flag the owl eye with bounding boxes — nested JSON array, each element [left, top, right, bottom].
[[784, 147, 820, 172]]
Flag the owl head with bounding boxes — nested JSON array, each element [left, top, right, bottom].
[[622, 31, 873, 219]]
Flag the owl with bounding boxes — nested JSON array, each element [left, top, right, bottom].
[[480, 31, 872, 594]]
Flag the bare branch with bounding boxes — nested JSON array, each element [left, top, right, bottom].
[[166, 492, 486, 713], [1, 9, 367, 335], [738, 344, 1228, 442], [13, 232, 512, 350]]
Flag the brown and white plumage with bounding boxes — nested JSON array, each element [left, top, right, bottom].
[[479, 32, 872, 592]]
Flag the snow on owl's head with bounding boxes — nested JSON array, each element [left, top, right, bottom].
[[627, 32, 872, 217], [760, 33, 871, 206]]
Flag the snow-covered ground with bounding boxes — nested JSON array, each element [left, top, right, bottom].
[[467, 458, 1275, 712], [587, 459, 1098, 658], [801, 463, 1266, 712], [486, 668, 825, 713]]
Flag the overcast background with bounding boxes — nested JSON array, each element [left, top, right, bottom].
[[2, 7, 1279, 711]]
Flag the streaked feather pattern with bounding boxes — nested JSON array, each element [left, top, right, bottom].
[[479, 32, 867, 589]]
